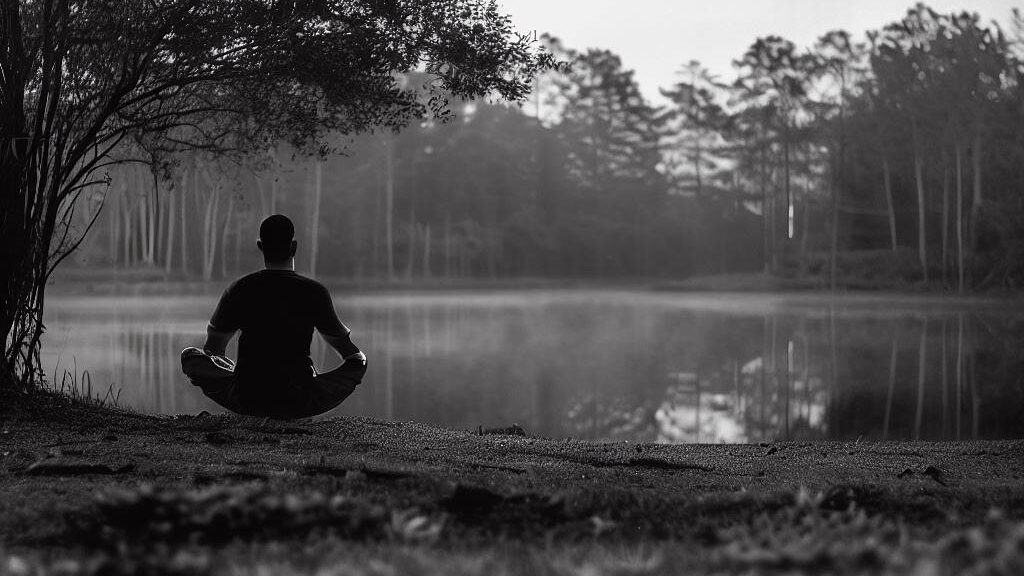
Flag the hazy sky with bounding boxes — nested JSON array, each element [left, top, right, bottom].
[[499, 0, 1019, 103]]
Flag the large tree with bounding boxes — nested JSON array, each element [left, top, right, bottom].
[[659, 60, 730, 199], [0, 0, 552, 389], [547, 41, 665, 275], [811, 30, 866, 288], [733, 35, 813, 273]]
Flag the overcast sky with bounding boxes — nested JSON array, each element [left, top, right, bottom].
[[499, 0, 1019, 103]]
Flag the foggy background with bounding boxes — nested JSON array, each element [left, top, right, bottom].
[[53, 1, 1022, 288]]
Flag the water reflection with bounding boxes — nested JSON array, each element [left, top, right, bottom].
[[41, 291, 1024, 443]]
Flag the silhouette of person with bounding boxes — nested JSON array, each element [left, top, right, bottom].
[[180, 214, 367, 419]]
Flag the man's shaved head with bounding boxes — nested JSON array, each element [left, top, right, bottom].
[[259, 214, 295, 261]]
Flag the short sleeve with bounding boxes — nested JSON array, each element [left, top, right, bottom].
[[209, 282, 241, 332], [313, 284, 350, 337]]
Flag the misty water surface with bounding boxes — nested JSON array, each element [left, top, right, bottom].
[[40, 290, 1024, 444]]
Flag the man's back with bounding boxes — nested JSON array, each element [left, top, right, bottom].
[[209, 269, 350, 386], [182, 214, 366, 419]]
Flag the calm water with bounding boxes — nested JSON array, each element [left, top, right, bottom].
[[41, 289, 1024, 443]]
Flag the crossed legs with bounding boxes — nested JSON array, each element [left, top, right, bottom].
[[180, 348, 367, 419]]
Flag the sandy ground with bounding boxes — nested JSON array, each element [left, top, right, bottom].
[[1, 390, 1023, 575]]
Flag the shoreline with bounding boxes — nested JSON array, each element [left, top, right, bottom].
[[2, 390, 1023, 574], [48, 266, 1024, 301], [43, 271, 1024, 303]]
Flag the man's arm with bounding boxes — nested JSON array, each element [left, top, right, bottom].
[[314, 283, 365, 364], [322, 331, 366, 364], [206, 281, 240, 356], [203, 323, 236, 356]]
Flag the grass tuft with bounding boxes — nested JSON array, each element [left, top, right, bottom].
[[44, 356, 123, 410]]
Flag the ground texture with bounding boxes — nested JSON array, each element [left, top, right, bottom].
[[1, 391, 1023, 575]]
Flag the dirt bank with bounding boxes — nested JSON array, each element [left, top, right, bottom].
[[1, 391, 1023, 575]]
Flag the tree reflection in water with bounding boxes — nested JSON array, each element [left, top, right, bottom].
[[556, 306, 1023, 443]]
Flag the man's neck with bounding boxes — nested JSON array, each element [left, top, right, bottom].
[[264, 260, 295, 271]]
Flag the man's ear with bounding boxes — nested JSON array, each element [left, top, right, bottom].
[[289, 240, 297, 257], [257, 239, 264, 253]]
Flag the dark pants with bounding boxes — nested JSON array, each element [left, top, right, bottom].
[[180, 348, 367, 419]]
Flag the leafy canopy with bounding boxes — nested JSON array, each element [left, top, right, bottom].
[[3, 0, 555, 161]]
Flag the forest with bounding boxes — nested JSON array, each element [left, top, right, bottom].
[[66, 4, 1024, 290]]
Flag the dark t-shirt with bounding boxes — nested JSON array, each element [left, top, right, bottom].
[[209, 269, 349, 385]]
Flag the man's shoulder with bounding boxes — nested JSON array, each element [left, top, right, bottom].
[[221, 270, 280, 296], [238, 270, 330, 294], [294, 274, 332, 296], [228, 270, 270, 289]]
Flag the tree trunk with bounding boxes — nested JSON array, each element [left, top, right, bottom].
[[0, 270, 38, 386], [110, 182, 121, 267], [219, 193, 234, 279], [141, 170, 157, 266], [956, 143, 965, 294], [310, 161, 323, 277], [201, 172, 220, 281], [784, 127, 792, 242], [405, 219, 416, 280], [164, 185, 175, 276], [970, 130, 983, 276], [795, 148, 809, 278], [123, 186, 134, 268], [883, 157, 897, 252], [271, 161, 279, 214], [761, 144, 770, 274], [207, 188, 220, 281], [799, 196, 810, 278], [202, 189, 214, 281], [232, 210, 242, 274], [372, 167, 382, 276], [942, 161, 950, 284], [254, 175, 268, 217], [138, 177, 147, 266], [147, 186, 156, 265], [941, 157, 949, 286], [181, 168, 191, 276], [384, 136, 395, 281], [0, 134, 32, 388], [914, 150, 928, 283], [153, 170, 163, 269], [136, 170, 148, 264], [830, 167, 840, 291]]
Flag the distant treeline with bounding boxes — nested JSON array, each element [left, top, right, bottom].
[[70, 4, 1024, 288]]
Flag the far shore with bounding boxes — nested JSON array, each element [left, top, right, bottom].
[[1, 389, 1023, 575], [45, 267, 1024, 302]]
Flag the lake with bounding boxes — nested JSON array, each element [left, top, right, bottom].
[[41, 289, 1024, 444]]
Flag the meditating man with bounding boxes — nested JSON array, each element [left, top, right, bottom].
[[181, 214, 367, 419]]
